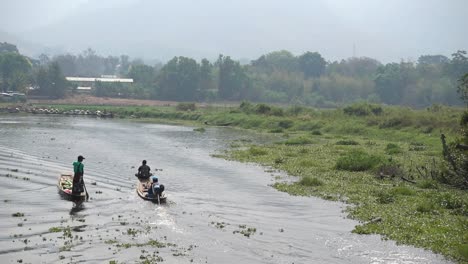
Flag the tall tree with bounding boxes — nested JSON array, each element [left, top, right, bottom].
[[298, 51, 326, 78], [199, 58, 215, 100], [157, 56, 200, 101], [0, 52, 32, 92], [251, 50, 299, 73], [374, 63, 405, 105], [34, 62, 68, 98], [0, 42, 19, 53], [446, 50, 468, 80], [217, 55, 250, 100]]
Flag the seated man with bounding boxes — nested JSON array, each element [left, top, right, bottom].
[[135, 160, 152, 179], [147, 176, 165, 198]]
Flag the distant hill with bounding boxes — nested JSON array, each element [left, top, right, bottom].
[[4, 0, 467, 62], [14, 0, 368, 61], [0, 30, 55, 58]]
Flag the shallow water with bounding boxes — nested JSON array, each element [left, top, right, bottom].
[[0, 115, 451, 264]]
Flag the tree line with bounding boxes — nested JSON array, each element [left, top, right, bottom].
[[1, 42, 467, 107]]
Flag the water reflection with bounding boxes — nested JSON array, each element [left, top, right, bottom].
[[70, 200, 86, 216]]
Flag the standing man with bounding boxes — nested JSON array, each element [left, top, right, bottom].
[[72, 155, 85, 196]]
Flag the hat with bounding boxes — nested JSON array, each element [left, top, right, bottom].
[[152, 176, 158, 182], [78, 155, 85, 161]]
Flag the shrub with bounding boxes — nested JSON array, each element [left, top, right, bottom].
[[269, 128, 284, 133], [335, 149, 384, 171], [254, 104, 271, 114], [377, 163, 404, 178], [376, 190, 394, 204], [416, 179, 438, 189], [385, 143, 402, 154], [343, 102, 383, 116], [391, 186, 415, 196], [282, 136, 314, 145], [270, 107, 285, 117], [287, 105, 307, 116], [310, 130, 322, 135], [336, 139, 359, 145], [299, 176, 324, 187], [440, 133, 468, 190], [295, 121, 322, 131], [435, 192, 467, 213], [248, 146, 268, 156], [457, 244, 468, 261], [278, 120, 294, 129], [416, 201, 436, 213], [176, 102, 196, 111]]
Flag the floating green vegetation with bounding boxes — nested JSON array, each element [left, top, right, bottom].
[[116, 239, 169, 249], [12, 212, 24, 217], [126, 228, 140, 236], [193, 127, 206, 132], [233, 225, 257, 238], [49, 227, 63, 232], [211, 221, 227, 229]]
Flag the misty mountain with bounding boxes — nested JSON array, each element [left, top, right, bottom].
[[0, 30, 51, 57], [8, 0, 377, 61], [2, 0, 467, 62]]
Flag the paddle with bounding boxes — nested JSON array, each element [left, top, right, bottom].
[[83, 180, 89, 201], [157, 193, 160, 205]]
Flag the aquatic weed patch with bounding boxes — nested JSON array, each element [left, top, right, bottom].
[[228, 137, 468, 262]]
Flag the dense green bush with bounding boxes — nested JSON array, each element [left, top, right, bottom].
[[176, 102, 196, 111], [299, 176, 324, 186], [281, 136, 314, 145], [336, 149, 384, 171], [343, 102, 383, 116], [375, 190, 395, 204], [385, 143, 402, 154], [278, 119, 294, 129], [248, 146, 268, 156]]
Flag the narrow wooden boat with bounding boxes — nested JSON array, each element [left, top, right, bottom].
[[136, 178, 167, 204], [57, 173, 86, 200]]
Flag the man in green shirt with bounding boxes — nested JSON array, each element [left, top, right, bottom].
[[72, 155, 85, 196]]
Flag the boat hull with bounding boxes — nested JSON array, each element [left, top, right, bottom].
[[57, 173, 86, 200], [136, 178, 167, 203]]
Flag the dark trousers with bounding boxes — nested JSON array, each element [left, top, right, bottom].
[[72, 173, 84, 195]]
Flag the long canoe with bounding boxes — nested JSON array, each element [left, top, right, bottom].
[[57, 173, 86, 200], [136, 178, 167, 204]]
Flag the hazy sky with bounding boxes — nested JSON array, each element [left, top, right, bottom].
[[0, 0, 467, 63]]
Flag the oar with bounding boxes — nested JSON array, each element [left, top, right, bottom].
[[157, 193, 160, 205], [83, 181, 89, 201]]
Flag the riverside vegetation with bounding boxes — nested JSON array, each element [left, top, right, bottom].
[[5, 101, 468, 263]]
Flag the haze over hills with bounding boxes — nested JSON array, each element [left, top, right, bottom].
[[1, 0, 467, 62]]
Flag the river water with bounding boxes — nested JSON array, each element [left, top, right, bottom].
[[0, 115, 450, 264]]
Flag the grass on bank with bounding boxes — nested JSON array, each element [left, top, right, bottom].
[[229, 137, 467, 263]]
